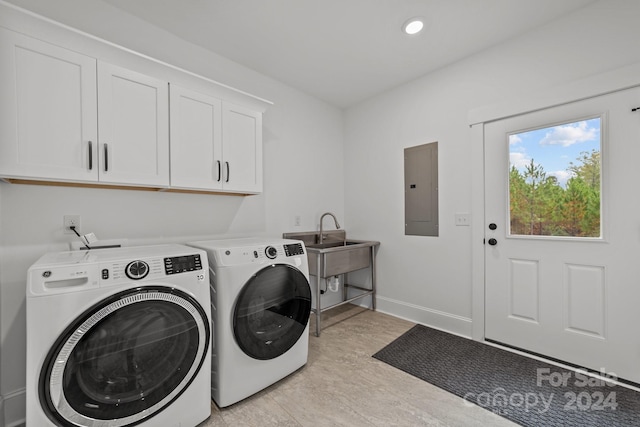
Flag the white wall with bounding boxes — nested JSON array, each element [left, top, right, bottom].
[[344, 0, 640, 335], [0, 1, 344, 424]]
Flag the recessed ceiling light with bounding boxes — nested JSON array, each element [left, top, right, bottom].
[[402, 17, 424, 35]]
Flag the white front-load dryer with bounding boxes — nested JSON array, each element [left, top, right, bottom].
[[26, 244, 211, 427], [187, 238, 311, 408]]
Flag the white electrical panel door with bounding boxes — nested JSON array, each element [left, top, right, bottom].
[[169, 85, 223, 190], [222, 103, 263, 193], [0, 28, 98, 182], [97, 62, 169, 187]]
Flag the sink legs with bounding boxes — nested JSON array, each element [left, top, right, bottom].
[[371, 248, 377, 311], [315, 252, 322, 337], [310, 246, 377, 337]]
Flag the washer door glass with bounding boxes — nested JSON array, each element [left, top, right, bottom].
[[39, 286, 209, 427], [233, 264, 311, 360]]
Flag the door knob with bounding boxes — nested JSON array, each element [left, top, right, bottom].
[[489, 223, 497, 230], [488, 238, 498, 246]]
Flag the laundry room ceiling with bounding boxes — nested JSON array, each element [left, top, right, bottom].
[[100, 0, 597, 108]]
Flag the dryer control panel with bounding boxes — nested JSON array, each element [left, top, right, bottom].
[[284, 243, 304, 256], [164, 254, 203, 275]]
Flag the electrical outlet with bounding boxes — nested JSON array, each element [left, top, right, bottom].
[[294, 215, 302, 227], [63, 215, 81, 234]]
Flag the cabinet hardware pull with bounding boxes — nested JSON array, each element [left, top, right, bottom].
[[104, 143, 109, 172], [88, 141, 93, 170], [217, 160, 221, 182], [225, 161, 230, 183]]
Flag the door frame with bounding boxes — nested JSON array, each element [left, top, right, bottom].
[[469, 61, 640, 342]]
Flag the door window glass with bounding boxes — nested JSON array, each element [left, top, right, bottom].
[[508, 117, 601, 238], [234, 264, 311, 360]]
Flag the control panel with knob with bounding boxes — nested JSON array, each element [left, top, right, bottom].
[[125, 260, 150, 280], [265, 246, 278, 259]]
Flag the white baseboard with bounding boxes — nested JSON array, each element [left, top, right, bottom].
[[3, 388, 25, 427], [375, 296, 473, 338]]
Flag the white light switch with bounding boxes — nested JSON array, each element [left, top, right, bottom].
[[455, 213, 471, 226]]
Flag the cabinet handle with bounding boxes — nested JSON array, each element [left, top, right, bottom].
[[225, 161, 230, 183], [217, 160, 221, 182], [104, 143, 109, 172], [88, 141, 93, 170]]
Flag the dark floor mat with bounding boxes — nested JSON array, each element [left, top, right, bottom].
[[373, 324, 640, 426]]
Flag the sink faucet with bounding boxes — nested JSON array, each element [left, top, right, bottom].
[[319, 212, 341, 244]]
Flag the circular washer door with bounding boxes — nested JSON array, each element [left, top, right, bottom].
[[233, 264, 311, 360], [39, 286, 209, 427]]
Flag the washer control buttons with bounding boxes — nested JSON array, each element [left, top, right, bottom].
[[265, 246, 278, 259], [125, 260, 149, 280], [101, 268, 109, 280]]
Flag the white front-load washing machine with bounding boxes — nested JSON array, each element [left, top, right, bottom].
[[26, 244, 211, 427], [187, 238, 311, 408]]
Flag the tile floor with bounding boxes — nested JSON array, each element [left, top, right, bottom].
[[199, 305, 517, 427]]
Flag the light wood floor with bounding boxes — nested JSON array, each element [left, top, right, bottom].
[[199, 305, 517, 427]]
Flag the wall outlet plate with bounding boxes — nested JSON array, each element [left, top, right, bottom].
[[63, 215, 81, 234]]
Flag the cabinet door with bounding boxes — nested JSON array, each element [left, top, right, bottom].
[[169, 85, 223, 190], [97, 62, 169, 186], [0, 28, 98, 181], [222, 103, 263, 193]]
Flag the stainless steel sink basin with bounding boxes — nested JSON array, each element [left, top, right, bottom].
[[306, 240, 361, 250], [283, 231, 379, 278]]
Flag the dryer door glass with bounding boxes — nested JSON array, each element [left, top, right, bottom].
[[39, 287, 209, 427], [233, 264, 311, 360]]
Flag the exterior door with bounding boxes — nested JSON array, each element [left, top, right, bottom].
[[484, 87, 640, 383]]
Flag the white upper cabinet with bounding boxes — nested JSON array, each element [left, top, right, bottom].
[[0, 27, 98, 182], [0, 23, 264, 194], [222, 103, 263, 194], [170, 86, 263, 194], [97, 62, 169, 186], [0, 29, 169, 187], [169, 85, 223, 190]]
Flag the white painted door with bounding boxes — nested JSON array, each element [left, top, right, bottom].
[[0, 28, 98, 182], [97, 62, 169, 187], [222, 103, 263, 193], [169, 85, 223, 190], [485, 87, 640, 383]]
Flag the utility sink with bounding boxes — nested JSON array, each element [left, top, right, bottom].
[[283, 228, 379, 336], [283, 230, 380, 278]]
